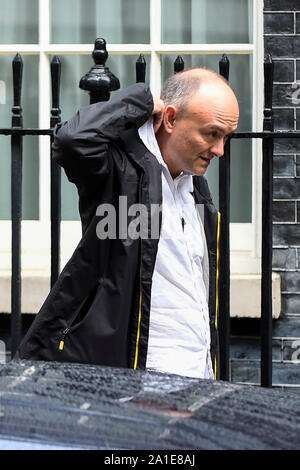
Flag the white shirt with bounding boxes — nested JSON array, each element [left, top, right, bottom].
[[138, 118, 214, 379]]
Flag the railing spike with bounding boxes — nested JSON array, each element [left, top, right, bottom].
[[263, 54, 274, 119], [51, 55, 61, 125], [136, 54, 146, 83], [12, 53, 23, 127], [174, 55, 184, 74], [219, 54, 229, 80]]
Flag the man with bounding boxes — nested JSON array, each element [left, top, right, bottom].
[[18, 67, 239, 380]]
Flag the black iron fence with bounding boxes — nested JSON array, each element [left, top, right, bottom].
[[1, 38, 300, 387]]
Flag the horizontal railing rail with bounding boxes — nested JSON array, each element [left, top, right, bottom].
[[3, 128, 300, 138]]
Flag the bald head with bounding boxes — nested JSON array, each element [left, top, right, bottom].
[[156, 66, 239, 178], [161, 67, 237, 118]]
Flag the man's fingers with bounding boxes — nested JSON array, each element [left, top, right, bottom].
[[152, 97, 165, 133], [153, 113, 163, 133]]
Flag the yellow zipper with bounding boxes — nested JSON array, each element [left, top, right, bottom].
[[133, 270, 142, 370], [58, 327, 70, 352], [133, 173, 143, 370], [214, 211, 221, 379]]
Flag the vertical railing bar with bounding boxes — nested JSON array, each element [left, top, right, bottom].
[[136, 54, 146, 83], [218, 54, 230, 381], [50, 56, 62, 287], [174, 55, 184, 73], [11, 53, 23, 357], [261, 54, 274, 388]]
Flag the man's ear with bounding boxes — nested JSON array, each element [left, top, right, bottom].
[[163, 105, 178, 134]]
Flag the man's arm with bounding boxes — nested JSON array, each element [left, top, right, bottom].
[[52, 83, 155, 186]]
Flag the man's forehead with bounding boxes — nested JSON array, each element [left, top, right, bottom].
[[185, 88, 239, 121], [186, 101, 239, 121]]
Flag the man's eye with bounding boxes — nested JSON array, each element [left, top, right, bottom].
[[224, 133, 233, 142]]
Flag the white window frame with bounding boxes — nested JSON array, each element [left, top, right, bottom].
[[0, 0, 264, 278]]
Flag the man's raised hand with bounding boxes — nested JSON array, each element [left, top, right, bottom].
[[152, 97, 165, 133]]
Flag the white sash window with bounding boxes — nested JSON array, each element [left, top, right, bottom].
[[0, 0, 266, 315]]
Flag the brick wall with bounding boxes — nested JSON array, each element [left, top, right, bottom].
[[229, 1, 300, 389], [264, 0, 300, 316]]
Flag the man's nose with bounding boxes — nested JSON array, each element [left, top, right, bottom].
[[210, 138, 225, 157]]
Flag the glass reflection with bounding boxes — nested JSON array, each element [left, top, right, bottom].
[[162, 0, 253, 44], [0, 0, 39, 44], [51, 0, 150, 44]]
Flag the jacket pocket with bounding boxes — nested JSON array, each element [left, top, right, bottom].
[[57, 280, 101, 353]]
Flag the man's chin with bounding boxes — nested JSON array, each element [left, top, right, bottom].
[[190, 166, 208, 176], [180, 164, 208, 177]]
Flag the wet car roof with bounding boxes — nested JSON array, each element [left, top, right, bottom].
[[0, 360, 300, 450]]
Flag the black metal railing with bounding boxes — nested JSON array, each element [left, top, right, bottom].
[[50, 56, 62, 290], [1, 38, 300, 387]]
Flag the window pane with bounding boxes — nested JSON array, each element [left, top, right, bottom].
[[58, 54, 149, 220], [162, 0, 253, 44], [0, 0, 39, 44], [51, 0, 150, 44], [0, 56, 39, 220], [161, 54, 252, 223]]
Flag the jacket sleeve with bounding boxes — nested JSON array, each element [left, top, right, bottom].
[[52, 82, 154, 186]]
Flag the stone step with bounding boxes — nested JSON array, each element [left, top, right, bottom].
[[230, 359, 300, 387], [230, 315, 300, 388], [272, 316, 300, 338], [230, 336, 300, 361], [230, 315, 300, 340]]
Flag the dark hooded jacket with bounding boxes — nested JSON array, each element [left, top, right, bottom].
[[18, 83, 220, 378]]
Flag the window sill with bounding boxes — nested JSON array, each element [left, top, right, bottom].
[[230, 273, 281, 319], [0, 271, 281, 319]]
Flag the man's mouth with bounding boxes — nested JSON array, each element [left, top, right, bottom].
[[200, 156, 211, 164]]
